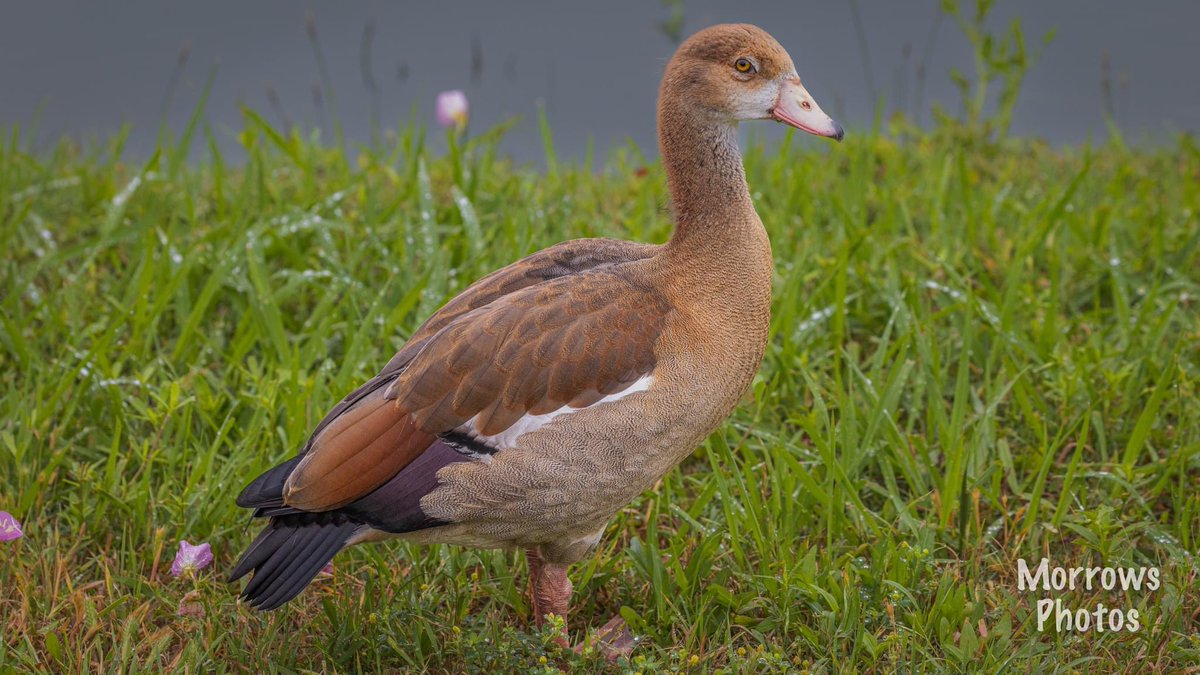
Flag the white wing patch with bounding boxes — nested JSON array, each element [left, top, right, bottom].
[[457, 374, 654, 455]]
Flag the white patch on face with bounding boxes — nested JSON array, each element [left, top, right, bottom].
[[729, 79, 782, 122], [458, 374, 655, 452]]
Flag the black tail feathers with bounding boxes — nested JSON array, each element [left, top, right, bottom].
[[236, 454, 304, 510], [229, 513, 360, 610], [230, 455, 360, 610]]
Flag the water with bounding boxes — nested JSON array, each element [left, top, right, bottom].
[[1, 0, 1196, 162]]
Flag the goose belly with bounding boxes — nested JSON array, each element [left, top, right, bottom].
[[414, 362, 744, 545]]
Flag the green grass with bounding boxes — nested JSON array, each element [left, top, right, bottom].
[[1, 113, 1198, 673]]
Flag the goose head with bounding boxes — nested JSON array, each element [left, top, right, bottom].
[[661, 23, 844, 141]]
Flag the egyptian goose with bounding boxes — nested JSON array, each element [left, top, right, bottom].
[[230, 23, 842, 649]]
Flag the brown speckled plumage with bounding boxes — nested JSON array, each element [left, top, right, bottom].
[[230, 24, 842, 649]]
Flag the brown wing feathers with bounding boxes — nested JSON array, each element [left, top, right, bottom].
[[385, 269, 669, 437], [389, 239, 657, 370], [244, 249, 668, 518], [276, 240, 662, 513]]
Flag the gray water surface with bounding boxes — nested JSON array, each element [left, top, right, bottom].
[[2, 1, 1196, 162]]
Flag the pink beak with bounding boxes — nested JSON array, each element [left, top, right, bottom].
[[771, 79, 844, 141]]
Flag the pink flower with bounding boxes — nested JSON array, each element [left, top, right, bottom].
[[170, 540, 213, 578], [436, 90, 469, 129], [0, 511, 21, 542]]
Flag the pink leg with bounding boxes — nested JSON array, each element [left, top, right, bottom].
[[525, 546, 544, 610], [525, 548, 571, 647]]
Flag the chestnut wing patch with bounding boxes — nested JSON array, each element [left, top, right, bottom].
[[282, 381, 439, 511]]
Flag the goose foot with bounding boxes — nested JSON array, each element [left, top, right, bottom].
[[574, 615, 637, 661], [526, 548, 637, 661]]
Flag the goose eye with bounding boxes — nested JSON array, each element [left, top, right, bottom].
[[734, 58, 755, 74]]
